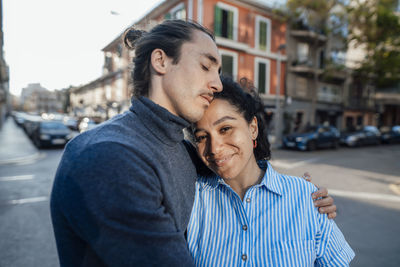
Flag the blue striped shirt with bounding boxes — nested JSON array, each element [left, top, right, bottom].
[[187, 161, 355, 266]]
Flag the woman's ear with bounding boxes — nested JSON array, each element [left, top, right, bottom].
[[150, 48, 170, 75], [250, 116, 259, 140]]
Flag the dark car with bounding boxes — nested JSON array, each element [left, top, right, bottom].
[[283, 125, 340, 151], [381, 126, 400, 144], [31, 120, 73, 148], [340, 126, 381, 147]]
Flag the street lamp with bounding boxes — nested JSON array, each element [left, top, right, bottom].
[[274, 44, 286, 147]]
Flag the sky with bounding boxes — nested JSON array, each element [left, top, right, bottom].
[[3, 0, 164, 96]]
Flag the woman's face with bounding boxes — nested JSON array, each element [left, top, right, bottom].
[[194, 98, 258, 180]]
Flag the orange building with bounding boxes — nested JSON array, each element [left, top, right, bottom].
[[70, 0, 287, 128]]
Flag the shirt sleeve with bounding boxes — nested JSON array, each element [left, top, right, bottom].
[[54, 141, 195, 266], [314, 209, 355, 266]]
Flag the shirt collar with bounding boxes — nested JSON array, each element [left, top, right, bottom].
[[129, 96, 190, 146], [198, 160, 284, 196]]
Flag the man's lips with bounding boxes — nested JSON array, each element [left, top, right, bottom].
[[201, 94, 213, 104]]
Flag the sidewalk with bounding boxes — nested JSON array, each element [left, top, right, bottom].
[[0, 117, 39, 164]]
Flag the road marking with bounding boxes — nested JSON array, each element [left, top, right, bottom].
[[389, 184, 400, 196], [15, 153, 46, 166], [329, 189, 400, 203], [0, 152, 45, 165], [8, 196, 48, 205], [270, 158, 320, 169], [0, 175, 35, 182]]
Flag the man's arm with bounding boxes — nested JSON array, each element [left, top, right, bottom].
[[54, 142, 194, 266]]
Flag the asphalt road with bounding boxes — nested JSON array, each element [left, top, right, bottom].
[[0, 124, 399, 266]]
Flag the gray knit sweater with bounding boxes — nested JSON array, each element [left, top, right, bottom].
[[50, 97, 197, 266]]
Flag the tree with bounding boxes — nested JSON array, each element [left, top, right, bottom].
[[347, 0, 400, 89]]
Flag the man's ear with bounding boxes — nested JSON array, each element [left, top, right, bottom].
[[150, 48, 170, 75], [250, 116, 259, 140]]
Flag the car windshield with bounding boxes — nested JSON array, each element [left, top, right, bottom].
[[41, 121, 69, 130], [295, 126, 318, 133]]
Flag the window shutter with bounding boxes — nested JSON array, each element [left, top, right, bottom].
[[214, 6, 222, 36], [227, 10, 234, 39], [164, 13, 171, 20], [259, 21, 267, 50], [258, 62, 266, 94]]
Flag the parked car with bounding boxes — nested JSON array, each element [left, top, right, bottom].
[[381, 125, 400, 144], [31, 120, 73, 148], [22, 114, 42, 137], [63, 116, 79, 131], [340, 126, 381, 147], [282, 125, 340, 151], [78, 117, 98, 133], [12, 111, 27, 127]]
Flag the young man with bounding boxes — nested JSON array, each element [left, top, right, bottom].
[[50, 20, 336, 266]]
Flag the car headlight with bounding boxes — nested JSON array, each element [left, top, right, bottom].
[[347, 136, 357, 142], [66, 133, 73, 139], [40, 134, 51, 140]]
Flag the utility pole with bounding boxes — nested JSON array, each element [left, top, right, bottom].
[[274, 44, 286, 147]]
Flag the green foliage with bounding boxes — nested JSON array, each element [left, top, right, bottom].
[[347, 0, 400, 89]]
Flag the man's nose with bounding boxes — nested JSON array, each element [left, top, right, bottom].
[[209, 73, 222, 93]]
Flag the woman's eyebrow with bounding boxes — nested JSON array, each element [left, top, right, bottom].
[[213, 116, 236, 126]]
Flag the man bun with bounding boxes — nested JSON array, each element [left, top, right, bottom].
[[123, 28, 146, 50]]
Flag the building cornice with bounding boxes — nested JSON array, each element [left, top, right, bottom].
[[216, 37, 287, 61]]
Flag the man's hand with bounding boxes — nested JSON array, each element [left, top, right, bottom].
[[302, 172, 337, 219]]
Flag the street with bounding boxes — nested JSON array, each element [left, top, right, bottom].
[[1, 118, 399, 267]]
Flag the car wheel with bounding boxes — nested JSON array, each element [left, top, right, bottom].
[[331, 140, 339, 149], [307, 140, 317, 151], [34, 137, 42, 149]]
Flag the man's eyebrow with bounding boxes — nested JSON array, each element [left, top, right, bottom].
[[201, 53, 219, 65]]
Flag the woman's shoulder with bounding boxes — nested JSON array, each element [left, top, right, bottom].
[[273, 171, 318, 197]]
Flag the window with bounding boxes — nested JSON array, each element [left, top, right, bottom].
[[165, 3, 186, 20], [214, 2, 238, 40], [297, 43, 309, 64], [255, 16, 271, 51], [254, 58, 270, 94], [319, 49, 325, 69], [220, 50, 238, 80]]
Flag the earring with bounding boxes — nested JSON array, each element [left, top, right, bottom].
[[253, 140, 257, 148]]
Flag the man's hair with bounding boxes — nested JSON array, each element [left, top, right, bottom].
[[123, 20, 215, 98]]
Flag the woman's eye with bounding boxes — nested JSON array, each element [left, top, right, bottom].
[[195, 135, 206, 143], [220, 127, 231, 134]]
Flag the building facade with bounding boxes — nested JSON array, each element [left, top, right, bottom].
[[70, 0, 287, 133], [20, 83, 63, 114], [0, 0, 9, 128]]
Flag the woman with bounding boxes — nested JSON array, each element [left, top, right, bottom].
[[187, 77, 355, 266]]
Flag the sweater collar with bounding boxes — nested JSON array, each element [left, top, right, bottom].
[[130, 96, 190, 146]]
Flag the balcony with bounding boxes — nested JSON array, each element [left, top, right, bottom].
[[346, 97, 375, 110], [290, 30, 327, 44], [289, 60, 323, 76]]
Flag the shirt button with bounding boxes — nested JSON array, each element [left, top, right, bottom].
[[246, 198, 251, 203], [242, 254, 247, 261], [242, 225, 248, 231]]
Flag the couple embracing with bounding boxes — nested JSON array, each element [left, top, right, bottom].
[[51, 20, 354, 266]]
